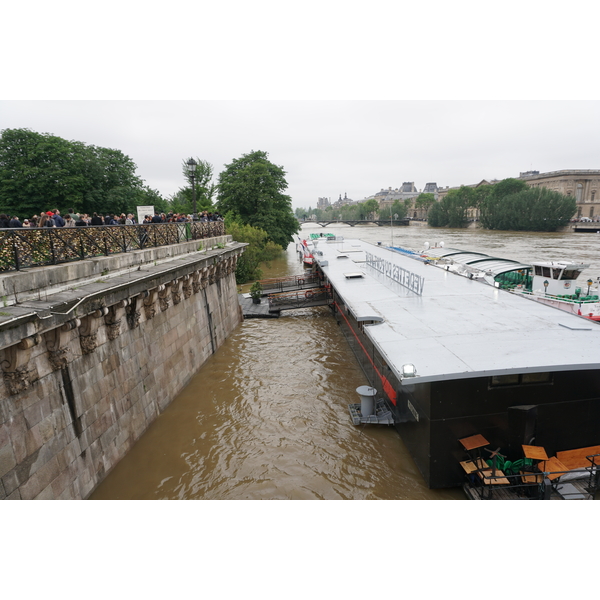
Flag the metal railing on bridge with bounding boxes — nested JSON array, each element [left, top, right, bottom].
[[268, 287, 332, 312], [259, 272, 322, 294], [0, 221, 225, 272]]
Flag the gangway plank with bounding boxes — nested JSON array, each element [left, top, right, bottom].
[[268, 287, 332, 312], [259, 273, 322, 295]]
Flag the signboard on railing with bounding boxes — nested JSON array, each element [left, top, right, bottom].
[[136, 205, 154, 225]]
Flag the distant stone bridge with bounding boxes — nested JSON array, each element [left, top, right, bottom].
[[310, 219, 410, 228]]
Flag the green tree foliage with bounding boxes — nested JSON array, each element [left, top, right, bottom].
[[479, 187, 576, 231], [428, 187, 472, 228], [139, 186, 169, 214], [224, 215, 282, 283], [379, 199, 408, 220], [217, 150, 299, 248], [0, 127, 159, 218], [414, 192, 435, 217], [170, 158, 216, 215], [489, 177, 528, 199], [360, 199, 379, 219]]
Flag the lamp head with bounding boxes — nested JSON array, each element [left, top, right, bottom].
[[401, 363, 417, 379], [186, 158, 197, 175]]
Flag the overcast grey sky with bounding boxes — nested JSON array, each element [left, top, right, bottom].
[[2, 3, 599, 212], [2, 100, 599, 210]]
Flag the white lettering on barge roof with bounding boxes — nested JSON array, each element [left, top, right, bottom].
[[365, 251, 425, 296]]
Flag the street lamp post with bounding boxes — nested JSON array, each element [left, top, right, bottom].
[[186, 158, 198, 220], [391, 213, 398, 247]]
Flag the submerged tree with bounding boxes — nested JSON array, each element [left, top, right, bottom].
[[479, 187, 576, 231], [217, 150, 299, 249]]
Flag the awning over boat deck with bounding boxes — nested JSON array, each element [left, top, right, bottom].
[[421, 248, 531, 277]]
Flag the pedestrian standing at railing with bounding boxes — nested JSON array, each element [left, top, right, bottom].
[[64, 214, 76, 227], [0, 214, 9, 228], [53, 209, 65, 227], [75, 215, 88, 226], [91, 212, 103, 226], [9, 215, 23, 227]]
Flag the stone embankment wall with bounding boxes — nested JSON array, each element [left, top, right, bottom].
[[0, 238, 244, 499]]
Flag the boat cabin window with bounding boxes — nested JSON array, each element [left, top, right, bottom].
[[534, 265, 554, 278], [491, 374, 519, 386], [490, 373, 552, 387], [552, 268, 563, 280], [562, 269, 582, 280], [522, 372, 552, 384]]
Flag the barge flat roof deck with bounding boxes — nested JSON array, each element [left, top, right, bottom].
[[314, 239, 600, 386]]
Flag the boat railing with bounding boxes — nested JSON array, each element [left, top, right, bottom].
[[585, 453, 600, 491], [467, 462, 599, 500]]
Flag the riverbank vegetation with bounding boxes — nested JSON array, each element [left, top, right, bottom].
[[224, 217, 282, 283], [217, 150, 299, 283]]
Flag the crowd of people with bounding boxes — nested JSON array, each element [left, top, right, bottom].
[[0, 209, 224, 228]]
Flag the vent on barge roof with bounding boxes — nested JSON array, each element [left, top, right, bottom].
[[338, 254, 349, 259], [344, 272, 364, 279]]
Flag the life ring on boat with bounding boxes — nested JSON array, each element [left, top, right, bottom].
[[297, 278, 304, 285], [305, 290, 314, 299]]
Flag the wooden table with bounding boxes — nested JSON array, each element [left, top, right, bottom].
[[522, 445, 549, 461], [459, 434, 490, 451], [537, 456, 570, 481]]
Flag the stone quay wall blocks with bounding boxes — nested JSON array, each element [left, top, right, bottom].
[[0, 241, 245, 499]]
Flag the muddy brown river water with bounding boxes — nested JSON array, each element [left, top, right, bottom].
[[90, 223, 600, 499]]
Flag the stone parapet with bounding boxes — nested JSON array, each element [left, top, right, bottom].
[[0, 234, 232, 307]]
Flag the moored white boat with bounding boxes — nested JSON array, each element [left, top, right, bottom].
[[296, 236, 314, 267]]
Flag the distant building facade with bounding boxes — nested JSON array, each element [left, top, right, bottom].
[[317, 196, 331, 210], [365, 183, 439, 218], [519, 170, 600, 220], [331, 192, 355, 209]]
